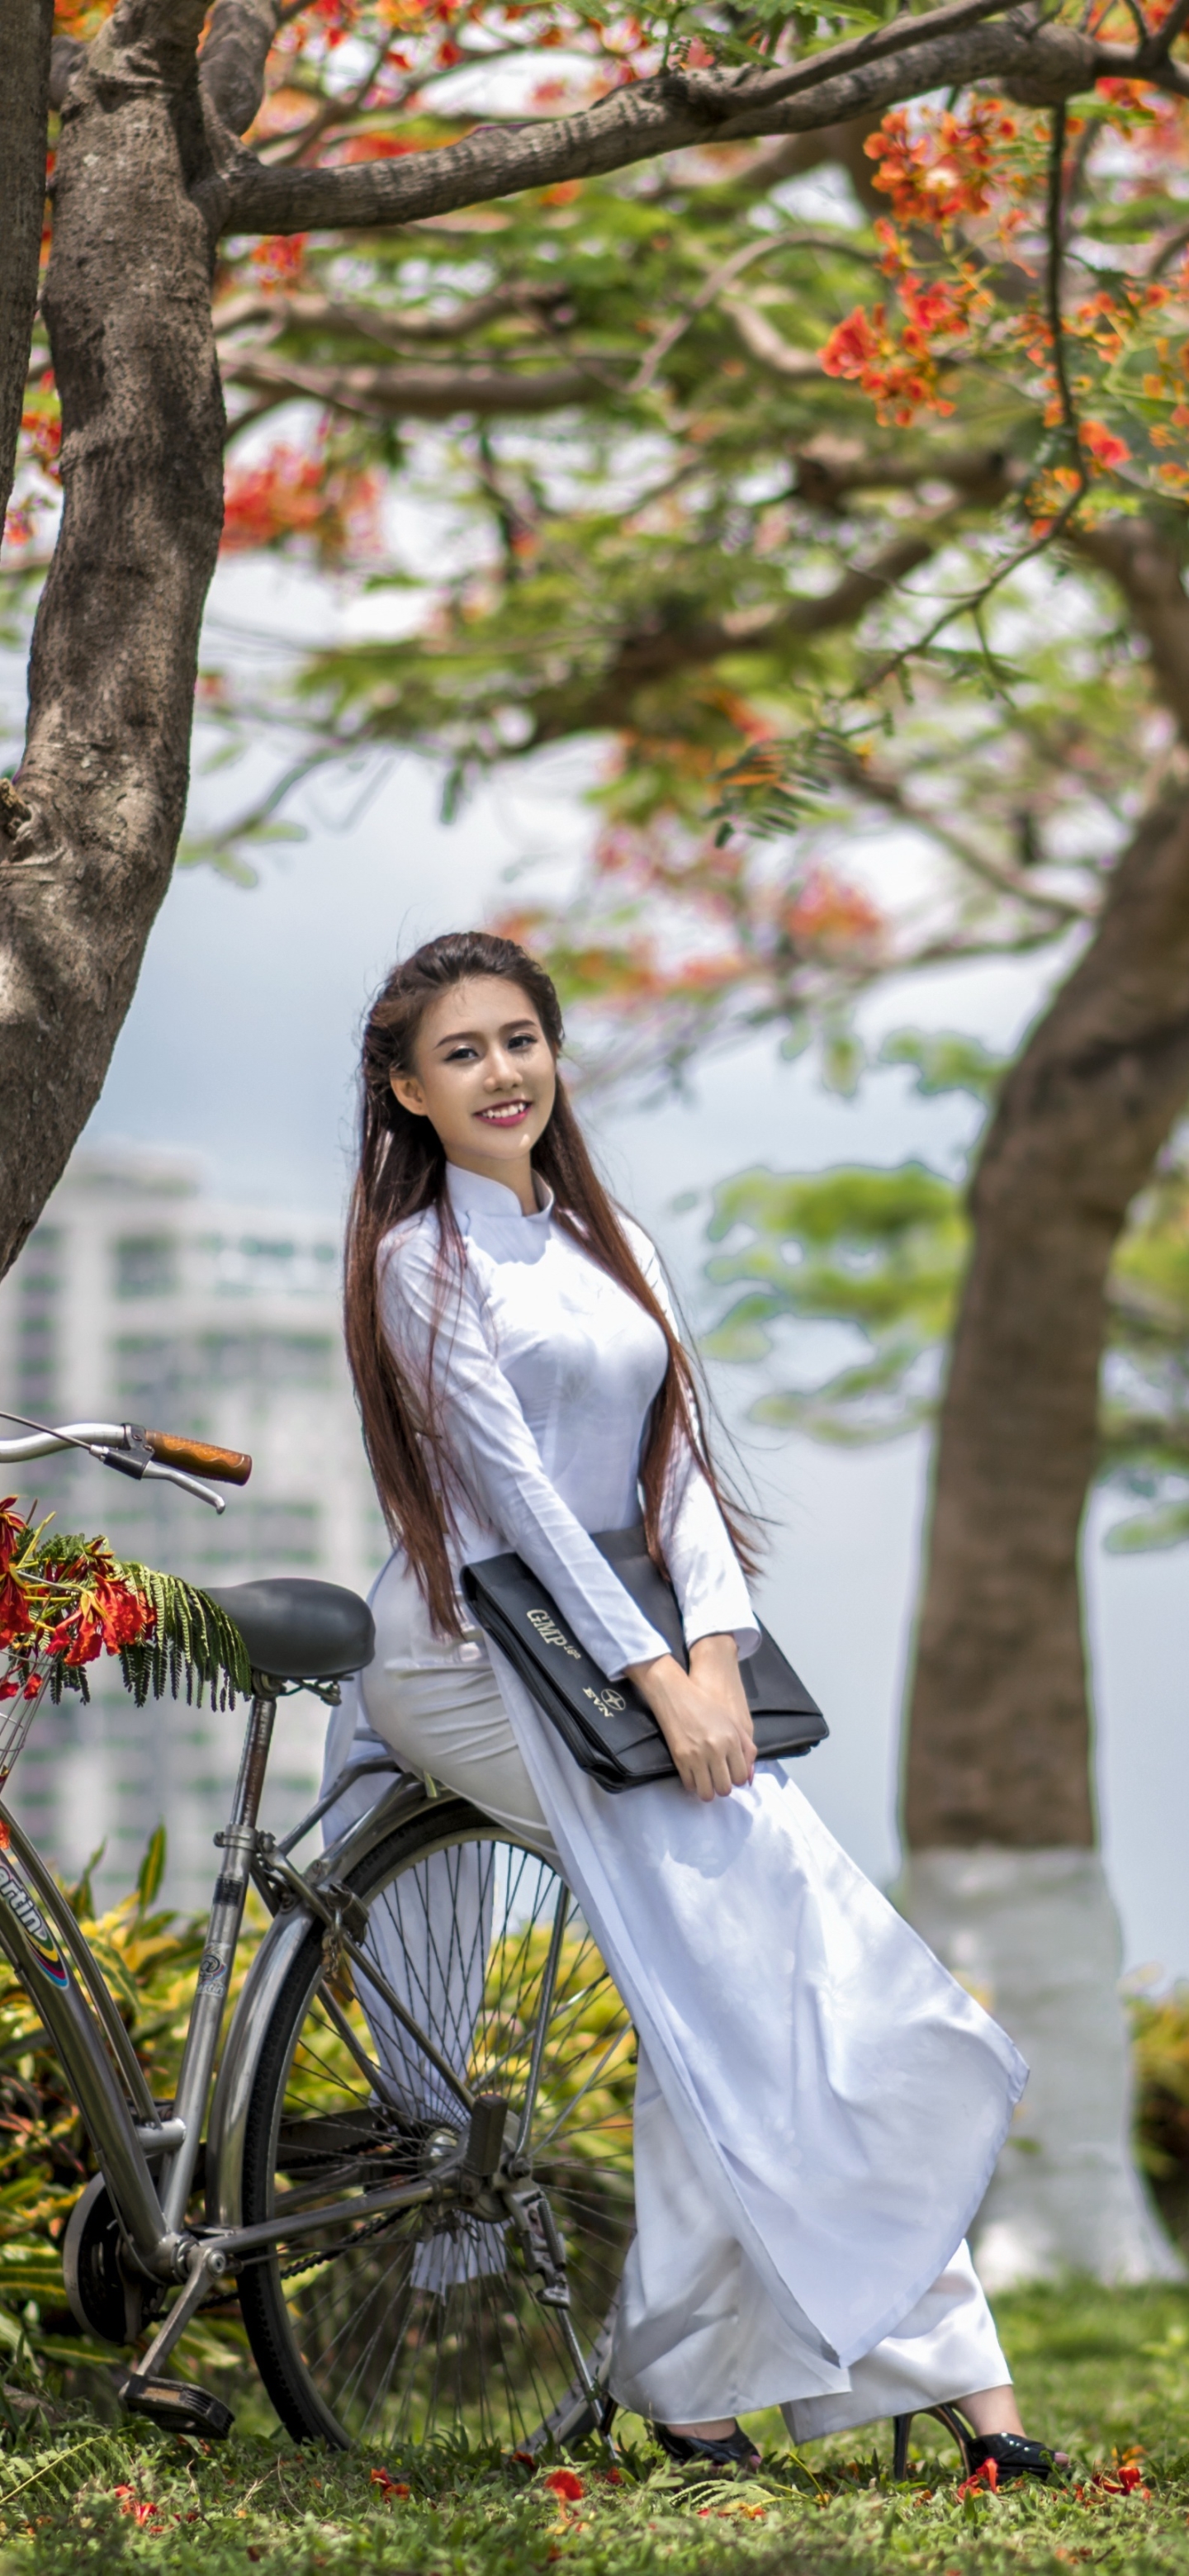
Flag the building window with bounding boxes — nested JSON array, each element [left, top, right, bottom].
[[197, 1332, 335, 1392], [193, 1499, 321, 1571], [15, 1226, 61, 1414], [115, 1235, 178, 1299], [113, 1337, 182, 1415]]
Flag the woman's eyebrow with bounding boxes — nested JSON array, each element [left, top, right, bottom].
[[431, 1017, 538, 1052]]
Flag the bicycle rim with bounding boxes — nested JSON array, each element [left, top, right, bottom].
[[237, 1802, 634, 2449]]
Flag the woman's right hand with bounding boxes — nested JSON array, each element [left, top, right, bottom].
[[625, 1642, 756, 1802]]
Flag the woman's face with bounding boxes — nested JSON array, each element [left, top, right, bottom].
[[391, 976, 557, 1196]]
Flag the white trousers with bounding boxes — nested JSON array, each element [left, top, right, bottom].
[[320, 1579, 1010, 2434]]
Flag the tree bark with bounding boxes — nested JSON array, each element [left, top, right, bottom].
[[905, 785, 1189, 1849], [0, 0, 225, 1279], [0, 0, 54, 537]]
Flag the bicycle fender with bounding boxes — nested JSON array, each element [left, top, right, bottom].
[[306, 1773, 445, 1892], [206, 1907, 313, 2229]]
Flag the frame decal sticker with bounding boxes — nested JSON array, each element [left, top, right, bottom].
[[0, 1857, 69, 1986]]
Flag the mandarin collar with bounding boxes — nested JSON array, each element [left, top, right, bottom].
[[444, 1164, 554, 1224]]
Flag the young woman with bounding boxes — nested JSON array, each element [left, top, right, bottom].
[[326, 927, 1058, 2479]]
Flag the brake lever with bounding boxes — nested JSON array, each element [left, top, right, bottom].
[[94, 1447, 225, 1513]]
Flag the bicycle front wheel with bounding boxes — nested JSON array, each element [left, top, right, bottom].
[[237, 1797, 635, 2449]]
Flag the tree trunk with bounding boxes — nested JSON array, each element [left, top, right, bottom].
[[901, 785, 1189, 2283], [0, 0, 53, 533], [0, 0, 225, 1282]]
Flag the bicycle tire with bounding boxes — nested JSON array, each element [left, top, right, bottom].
[[237, 1798, 634, 2449]]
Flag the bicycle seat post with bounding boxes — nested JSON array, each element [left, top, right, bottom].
[[159, 1677, 278, 2236]]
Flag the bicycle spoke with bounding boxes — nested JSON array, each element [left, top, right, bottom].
[[239, 1814, 633, 2448]]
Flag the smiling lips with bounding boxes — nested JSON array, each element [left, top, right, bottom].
[[476, 1098, 531, 1127]]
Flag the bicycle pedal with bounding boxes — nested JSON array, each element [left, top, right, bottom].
[[110, 2367, 234, 2439]]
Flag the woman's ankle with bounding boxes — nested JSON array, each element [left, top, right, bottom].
[[667, 2418, 738, 2441], [956, 2384, 1026, 2440]]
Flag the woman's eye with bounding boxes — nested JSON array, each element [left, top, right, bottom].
[[445, 1045, 478, 1063], [509, 1033, 537, 1051]]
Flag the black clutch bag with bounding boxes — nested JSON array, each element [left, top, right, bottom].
[[461, 1522, 827, 1792]]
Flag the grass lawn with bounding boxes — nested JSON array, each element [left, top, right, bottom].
[[0, 2281, 1187, 2575]]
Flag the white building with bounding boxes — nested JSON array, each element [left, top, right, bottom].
[[0, 1146, 386, 1911]]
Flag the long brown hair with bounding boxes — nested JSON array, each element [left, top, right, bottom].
[[343, 930, 756, 1637]]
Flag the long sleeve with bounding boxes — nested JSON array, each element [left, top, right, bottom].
[[379, 1224, 672, 1679], [626, 1224, 760, 1660]]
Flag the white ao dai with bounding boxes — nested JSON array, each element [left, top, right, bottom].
[[323, 1164, 1024, 2430]]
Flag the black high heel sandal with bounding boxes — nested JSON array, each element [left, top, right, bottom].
[[652, 2422, 762, 2471], [892, 2403, 1064, 2484]]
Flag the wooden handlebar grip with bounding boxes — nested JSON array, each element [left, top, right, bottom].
[[145, 1431, 253, 1485]]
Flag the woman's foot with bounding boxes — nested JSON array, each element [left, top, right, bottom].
[[653, 2420, 762, 2470], [893, 2393, 1066, 2484], [957, 2383, 1067, 2479]]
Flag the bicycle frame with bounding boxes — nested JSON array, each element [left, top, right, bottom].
[[0, 1674, 599, 2419], [0, 1415, 594, 2409], [0, 1702, 445, 2297]]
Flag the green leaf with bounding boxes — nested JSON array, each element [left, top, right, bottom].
[[135, 1824, 168, 1913], [878, 1028, 1006, 1106], [1105, 1500, 1189, 1553]]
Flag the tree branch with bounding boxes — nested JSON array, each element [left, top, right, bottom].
[[1045, 102, 1083, 466], [1073, 517, 1189, 742], [199, 0, 282, 136], [213, 282, 570, 346], [739, 114, 887, 215], [203, 13, 1100, 235], [261, 22, 396, 164], [0, 0, 53, 545], [729, 299, 842, 382], [528, 528, 945, 743], [221, 350, 618, 419], [836, 746, 1088, 918], [634, 229, 878, 395], [48, 33, 85, 109], [793, 439, 1022, 508]]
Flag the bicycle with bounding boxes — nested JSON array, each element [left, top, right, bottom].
[[0, 1414, 632, 2451]]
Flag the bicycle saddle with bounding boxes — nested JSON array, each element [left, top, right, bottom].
[[202, 1579, 375, 1684]]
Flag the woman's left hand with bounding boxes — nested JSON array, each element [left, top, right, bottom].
[[627, 1631, 756, 1799], [687, 1633, 755, 1784]]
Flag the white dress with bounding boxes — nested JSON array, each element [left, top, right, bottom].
[[323, 1163, 1025, 2433]]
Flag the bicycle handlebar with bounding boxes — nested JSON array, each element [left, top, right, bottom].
[[0, 1414, 253, 1514], [141, 1431, 252, 1486], [0, 1419, 126, 1463]]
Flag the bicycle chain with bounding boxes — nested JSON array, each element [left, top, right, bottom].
[[277, 2192, 431, 2282], [217, 2185, 484, 2285]]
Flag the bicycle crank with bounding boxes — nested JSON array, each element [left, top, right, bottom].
[[110, 2240, 237, 2438]]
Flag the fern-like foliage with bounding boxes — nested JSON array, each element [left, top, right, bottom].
[[1, 1505, 252, 1708], [113, 1567, 252, 1708], [37, 1557, 253, 1708]]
